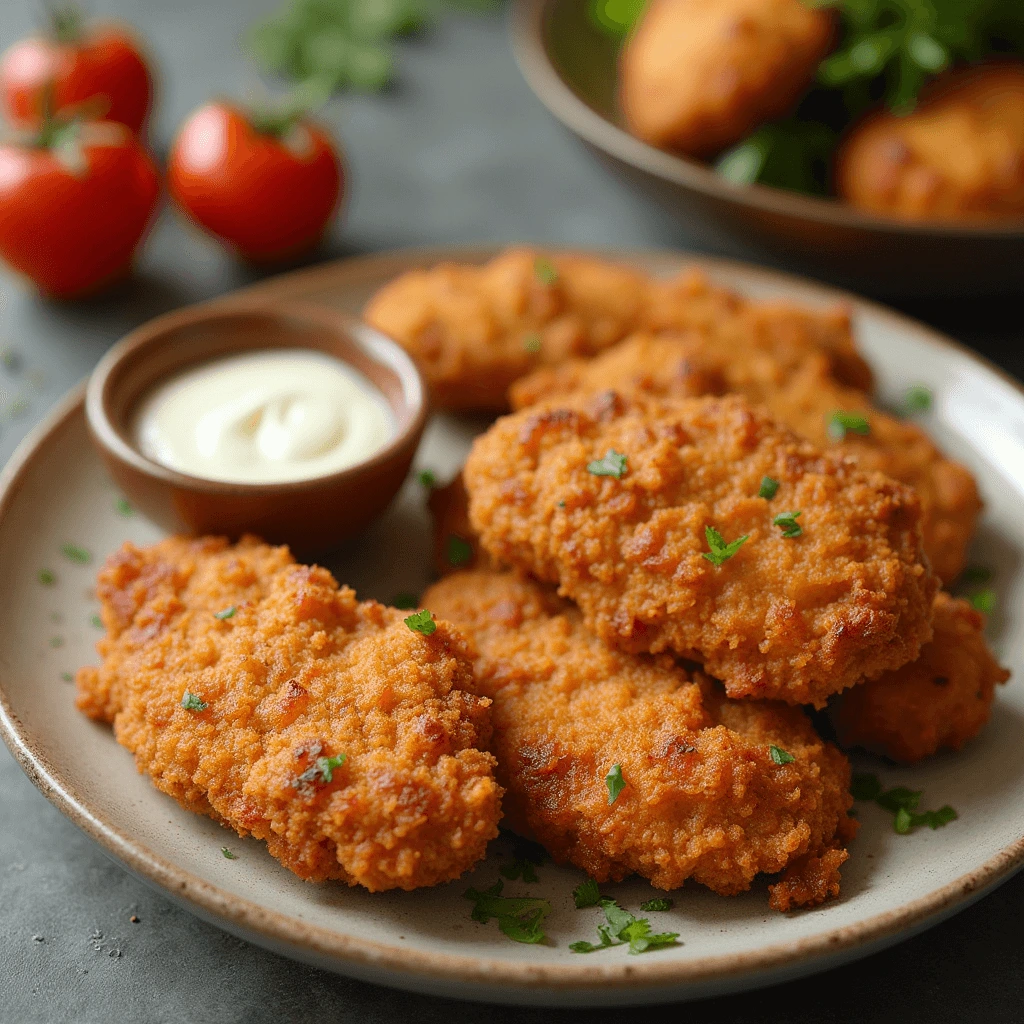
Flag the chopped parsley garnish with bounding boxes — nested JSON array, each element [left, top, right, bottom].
[[90, 614, 102, 628], [702, 525, 748, 567], [501, 858, 540, 884], [392, 592, 419, 610], [773, 511, 803, 538], [827, 410, 870, 440], [769, 745, 795, 765], [214, 606, 236, 620], [404, 609, 436, 635], [640, 898, 673, 912], [446, 535, 473, 567], [464, 880, 552, 945], [181, 691, 209, 712], [49, 636, 63, 649], [570, 899, 680, 956], [903, 385, 932, 415], [417, 469, 437, 489], [294, 753, 347, 791], [969, 589, 996, 614], [605, 764, 625, 804], [60, 672, 73, 683], [38, 569, 56, 586], [534, 257, 558, 285], [523, 333, 542, 354], [61, 543, 91, 564], [221, 847, 237, 860], [573, 879, 602, 909], [851, 773, 957, 835], [587, 449, 628, 479], [758, 476, 780, 499], [1, 348, 22, 372], [115, 497, 134, 517]]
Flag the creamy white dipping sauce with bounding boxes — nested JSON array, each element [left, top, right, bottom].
[[134, 349, 394, 484]]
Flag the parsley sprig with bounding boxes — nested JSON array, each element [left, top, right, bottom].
[[773, 511, 803, 538], [573, 879, 603, 909], [181, 691, 209, 712], [587, 449, 628, 479], [702, 526, 748, 567], [570, 899, 680, 955], [852, 773, 957, 834], [827, 411, 871, 440], [294, 753, 347, 790], [605, 764, 626, 804], [404, 609, 437, 635], [769, 745, 795, 765], [464, 880, 552, 944], [758, 476, 780, 499]]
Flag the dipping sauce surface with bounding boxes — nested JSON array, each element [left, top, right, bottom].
[[134, 349, 394, 484]]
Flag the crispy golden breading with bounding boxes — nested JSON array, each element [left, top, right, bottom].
[[836, 64, 1024, 223], [829, 592, 1009, 763], [767, 846, 849, 912], [428, 475, 497, 577], [76, 536, 502, 891], [619, 0, 834, 156], [510, 334, 980, 583], [424, 570, 854, 903], [464, 393, 937, 707]]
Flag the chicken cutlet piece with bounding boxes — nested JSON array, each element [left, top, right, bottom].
[[619, 0, 834, 157], [836, 64, 1024, 223], [510, 334, 980, 584], [428, 474, 497, 577], [423, 570, 855, 905], [76, 535, 502, 890], [362, 247, 652, 411], [829, 592, 1009, 763], [464, 392, 937, 707]]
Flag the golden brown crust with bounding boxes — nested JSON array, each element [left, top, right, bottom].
[[836, 64, 1024, 223], [619, 0, 834, 156], [509, 333, 979, 584], [768, 846, 849, 912], [76, 536, 502, 891], [829, 592, 1009, 763], [464, 393, 937, 707], [424, 570, 854, 901]]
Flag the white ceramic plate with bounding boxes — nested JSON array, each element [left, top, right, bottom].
[[2, 248, 1023, 1007]]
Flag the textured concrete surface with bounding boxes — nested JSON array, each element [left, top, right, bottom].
[[1, 2, 1023, 1021]]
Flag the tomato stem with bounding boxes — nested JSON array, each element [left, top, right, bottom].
[[248, 81, 329, 139], [44, 2, 83, 44]]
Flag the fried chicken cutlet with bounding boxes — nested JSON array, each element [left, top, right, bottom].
[[76, 536, 502, 890], [829, 592, 1009, 763], [424, 570, 855, 908], [464, 393, 937, 707], [510, 334, 980, 583]]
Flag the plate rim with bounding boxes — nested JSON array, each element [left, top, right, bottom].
[[3, 245, 1024, 998]]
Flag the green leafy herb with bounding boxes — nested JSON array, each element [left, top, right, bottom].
[[446, 535, 473, 567], [827, 410, 871, 440], [903, 385, 933, 414], [573, 879, 603, 909], [181, 691, 209, 712], [316, 754, 346, 783], [605, 764, 626, 804], [969, 589, 996, 614], [758, 476, 780, 499], [214, 606, 237, 620], [221, 847, 238, 860], [90, 614, 102, 628], [38, 569, 56, 586], [639, 898, 673, 912], [115, 497, 134, 517], [417, 469, 437, 489], [294, 753, 347, 790], [60, 672, 73, 683], [588, 0, 646, 37], [534, 257, 558, 285], [773, 511, 803, 539], [716, 118, 836, 196], [501, 859, 540, 884], [49, 636, 63, 649], [464, 880, 552, 945], [958, 565, 992, 587], [587, 449, 628, 479], [571, 899, 680, 955], [405, 608, 437, 635], [851, 773, 957, 834], [523, 333, 542, 354], [769, 745, 795, 765], [61, 543, 91, 564], [851, 772, 883, 801], [392, 592, 419, 610], [702, 526, 749, 567]]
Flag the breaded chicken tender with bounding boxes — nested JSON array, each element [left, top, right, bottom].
[[76, 536, 502, 890], [829, 592, 1009, 763], [464, 393, 937, 707], [510, 334, 980, 583], [836, 64, 1024, 223], [424, 570, 855, 905], [619, 0, 834, 156]]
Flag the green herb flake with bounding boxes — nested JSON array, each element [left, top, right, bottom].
[[702, 525, 749, 567], [49, 636, 63, 649], [571, 898, 680, 956], [181, 691, 209, 712], [534, 257, 558, 285], [61, 543, 91, 565], [852, 773, 957, 835], [392, 592, 419, 610], [758, 476, 780, 499], [605, 763, 626, 804], [405, 609, 437, 635], [827, 411, 870, 440], [851, 772, 883, 801], [769, 745, 795, 765], [588, 0, 646, 38], [1, 348, 22, 373], [640, 898, 673, 912], [60, 672, 73, 683], [221, 847, 237, 860], [523, 333, 542, 354], [500, 858, 540, 884], [773, 510, 803, 539], [214, 606, 237, 620], [959, 565, 992, 587], [90, 614, 102, 629], [315, 753, 346, 783], [293, 752, 347, 792], [903, 385, 932, 415], [587, 449, 628, 479], [417, 469, 437, 489], [38, 569, 56, 586], [573, 879, 602, 909], [115, 497, 134, 517], [969, 589, 996, 614], [464, 880, 552, 945], [446, 535, 473, 567]]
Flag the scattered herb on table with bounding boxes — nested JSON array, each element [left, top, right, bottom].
[[417, 469, 437, 489], [702, 525, 748, 567], [404, 608, 436, 635], [902, 385, 933, 415], [773, 511, 803, 539], [115, 497, 134, 517], [38, 569, 56, 586], [573, 879, 603, 909], [640, 898, 673, 912], [851, 772, 957, 834], [758, 476, 780, 499], [181, 691, 209, 712], [1, 348, 22, 373], [90, 614, 102, 628], [769, 745, 795, 765], [587, 449, 628, 479], [446, 535, 473, 567], [501, 858, 540, 884], [533, 257, 558, 285], [49, 636, 63, 649], [464, 880, 552, 945], [61, 543, 91, 564], [969, 589, 996, 614], [221, 847, 238, 860], [61, 672, 73, 683], [570, 898, 680, 955], [392, 591, 419, 610], [605, 764, 626, 804]]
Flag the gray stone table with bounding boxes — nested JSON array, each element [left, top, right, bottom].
[[1, 2, 1023, 1021]]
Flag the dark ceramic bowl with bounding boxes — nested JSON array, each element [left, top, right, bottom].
[[510, 0, 1024, 297], [86, 302, 428, 556]]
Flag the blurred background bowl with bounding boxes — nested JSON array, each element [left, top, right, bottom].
[[510, 0, 1024, 298]]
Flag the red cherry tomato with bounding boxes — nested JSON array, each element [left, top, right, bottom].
[[0, 15, 153, 135], [167, 102, 343, 262], [0, 119, 160, 298]]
